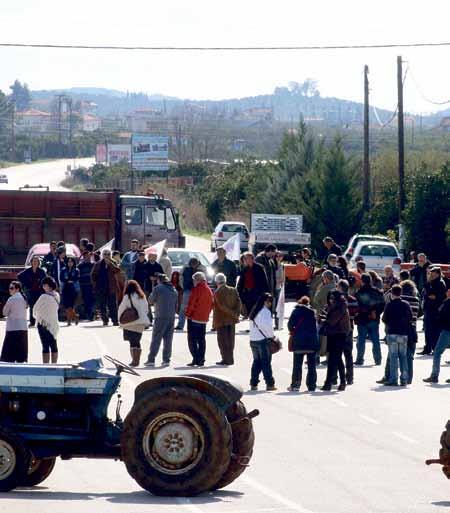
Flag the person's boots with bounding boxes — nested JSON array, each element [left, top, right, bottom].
[[130, 348, 141, 367]]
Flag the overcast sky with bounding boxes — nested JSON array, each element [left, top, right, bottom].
[[1, 0, 450, 114]]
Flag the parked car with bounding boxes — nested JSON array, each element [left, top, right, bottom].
[[25, 243, 81, 266], [0, 174, 8, 184], [344, 234, 391, 259], [211, 222, 249, 252], [166, 248, 216, 287], [349, 241, 401, 274]]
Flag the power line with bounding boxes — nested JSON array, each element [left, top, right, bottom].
[[0, 41, 450, 52], [372, 66, 408, 127], [408, 66, 450, 105]]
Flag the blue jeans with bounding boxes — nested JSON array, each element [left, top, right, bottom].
[[176, 290, 191, 329], [250, 339, 274, 387], [356, 321, 381, 364], [431, 330, 450, 378], [386, 334, 408, 384]]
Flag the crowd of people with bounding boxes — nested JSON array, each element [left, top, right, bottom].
[[0, 236, 449, 394]]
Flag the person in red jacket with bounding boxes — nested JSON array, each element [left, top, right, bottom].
[[185, 271, 214, 367]]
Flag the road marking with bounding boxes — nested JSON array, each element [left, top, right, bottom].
[[328, 397, 348, 407], [392, 431, 418, 444], [359, 414, 380, 425], [241, 475, 315, 513], [176, 497, 204, 513]]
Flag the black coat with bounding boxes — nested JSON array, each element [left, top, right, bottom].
[[382, 297, 413, 336], [17, 266, 46, 293], [287, 305, 319, 352], [255, 253, 276, 293], [410, 261, 431, 291], [237, 263, 269, 296], [423, 278, 447, 314], [355, 285, 385, 325], [212, 257, 238, 287]]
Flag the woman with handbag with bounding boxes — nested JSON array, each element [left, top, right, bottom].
[[321, 290, 351, 391], [249, 292, 276, 391], [118, 280, 150, 367], [60, 257, 80, 326], [287, 296, 319, 392]]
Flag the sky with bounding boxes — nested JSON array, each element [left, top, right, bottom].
[[1, 0, 450, 114]]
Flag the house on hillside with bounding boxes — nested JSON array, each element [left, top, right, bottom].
[[439, 117, 450, 131], [126, 108, 165, 132], [16, 108, 52, 135], [82, 114, 100, 132]]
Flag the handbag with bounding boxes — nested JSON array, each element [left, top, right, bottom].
[[288, 316, 305, 352], [119, 294, 139, 324], [253, 320, 282, 355]]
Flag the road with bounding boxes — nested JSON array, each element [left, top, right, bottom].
[[0, 160, 449, 513], [0, 157, 94, 191]]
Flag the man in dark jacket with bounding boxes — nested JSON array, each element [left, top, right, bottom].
[[91, 249, 121, 326], [42, 241, 57, 274], [322, 236, 342, 259], [424, 297, 450, 383], [77, 253, 95, 321], [255, 244, 277, 296], [355, 273, 385, 365], [382, 284, 413, 386], [410, 253, 431, 295], [17, 256, 46, 326], [212, 247, 238, 287], [420, 267, 448, 355], [132, 252, 151, 295], [237, 252, 269, 317], [175, 258, 205, 330], [50, 247, 67, 289], [324, 254, 345, 279], [337, 279, 358, 385]]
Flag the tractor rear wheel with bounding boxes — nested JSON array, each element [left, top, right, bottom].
[[213, 400, 255, 490], [0, 427, 30, 492], [121, 386, 232, 496], [22, 457, 56, 487], [439, 420, 450, 478]]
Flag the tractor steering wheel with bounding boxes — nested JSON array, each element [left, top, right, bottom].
[[104, 355, 140, 376]]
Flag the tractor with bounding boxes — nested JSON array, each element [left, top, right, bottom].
[[0, 357, 258, 496]]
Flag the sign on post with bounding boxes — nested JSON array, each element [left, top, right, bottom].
[[131, 135, 169, 172]]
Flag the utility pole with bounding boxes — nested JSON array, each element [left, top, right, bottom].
[[129, 135, 135, 193], [397, 55, 406, 256], [68, 98, 73, 159], [363, 65, 370, 212], [57, 94, 63, 156], [10, 99, 16, 162]]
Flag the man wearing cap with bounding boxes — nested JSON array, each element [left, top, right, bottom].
[[121, 239, 140, 280], [213, 272, 241, 365], [145, 274, 178, 367], [185, 272, 214, 366], [212, 247, 238, 287]]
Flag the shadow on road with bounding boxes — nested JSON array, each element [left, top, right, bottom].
[[431, 501, 450, 508], [9, 488, 244, 505]]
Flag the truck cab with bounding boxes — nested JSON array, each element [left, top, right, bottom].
[[119, 194, 185, 250]]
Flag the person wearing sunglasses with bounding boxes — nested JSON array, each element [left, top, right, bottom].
[[0, 281, 29, 363]]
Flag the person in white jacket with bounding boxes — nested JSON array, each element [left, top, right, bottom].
[[0, 281, 28, 363], [118, 280, 150, 367], [249, 292, 276, 391]]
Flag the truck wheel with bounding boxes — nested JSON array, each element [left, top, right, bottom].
[[439, 420, 450, 478], [21, 457, 56, 487], [0, 428, 30, 492], [121, 386, 232, 496], [213, 400, 255, 490]]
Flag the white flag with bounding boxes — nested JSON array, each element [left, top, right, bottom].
[[98, 238, 115, 253], [221, 233, 241, 261], [276, 285, 285, 329], [145, 239, 167, 261]]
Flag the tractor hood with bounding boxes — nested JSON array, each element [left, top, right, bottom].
[[0, 359, 120, 395]]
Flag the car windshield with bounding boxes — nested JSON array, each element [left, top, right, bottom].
[[222, 224, 246, 233], [359, 245, 398, 257], [351, 235, 389, 248], [167, 251, 210, 267]]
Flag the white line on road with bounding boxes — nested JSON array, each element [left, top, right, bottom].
[[359, 414, 380, 425], [241, 475, 315, 513], [392, 431, 418, 444], [328, 397, 349, 407]]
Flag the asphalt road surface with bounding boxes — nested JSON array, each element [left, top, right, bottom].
[[0, 157, 94, 191], [1, 160, 449, 512]]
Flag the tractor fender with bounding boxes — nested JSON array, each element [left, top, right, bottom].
[[133, 374, 243, 411]]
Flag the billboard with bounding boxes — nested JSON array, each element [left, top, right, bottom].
[[108, 144, 131, 164], [131, 134, 169, 172]]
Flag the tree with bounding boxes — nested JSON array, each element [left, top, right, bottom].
[[9, 80, 31, 111], [404, 164, 450, 262]]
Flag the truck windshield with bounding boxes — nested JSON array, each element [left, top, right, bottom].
[[145, 206, 176, 230]]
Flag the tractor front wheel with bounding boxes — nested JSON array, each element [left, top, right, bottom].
[[121, 386, 232, 496], [0, 427, 30, 492], [22, 457, 56, 487]]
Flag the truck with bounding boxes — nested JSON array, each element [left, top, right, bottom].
[[0, 187, 185, 309], [248, 213, 311, 257]]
